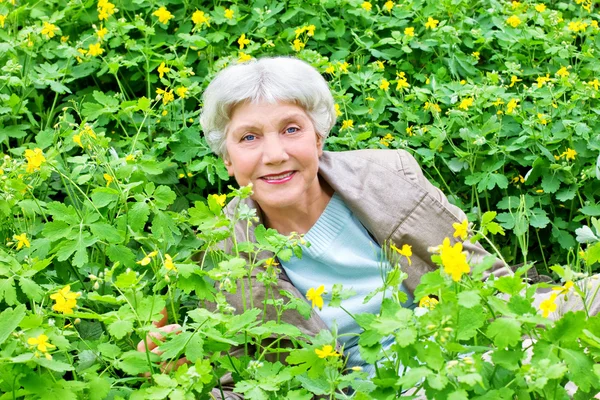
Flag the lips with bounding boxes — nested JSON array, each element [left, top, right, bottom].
[[260, 171, 296, 184]]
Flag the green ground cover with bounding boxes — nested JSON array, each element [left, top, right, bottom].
[[1, 0, 600, 398]]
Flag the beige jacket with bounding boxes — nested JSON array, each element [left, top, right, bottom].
[[211, 149, 510, 398]]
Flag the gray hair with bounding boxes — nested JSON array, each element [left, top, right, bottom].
[[200, 56, 336, 158]]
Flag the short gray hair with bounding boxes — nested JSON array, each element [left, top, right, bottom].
[[200, 56, 336, 158]]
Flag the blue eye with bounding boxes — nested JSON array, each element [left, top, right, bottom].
[[242, 134, 256, 141], [285, 127, 299, 134]]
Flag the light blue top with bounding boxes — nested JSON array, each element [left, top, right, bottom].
[[279, 193, 415, 374]]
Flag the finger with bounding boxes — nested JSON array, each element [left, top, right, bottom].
[[154, 308, 169, 327], [160, 357, 189, 373], [137, 324, 182, 352]]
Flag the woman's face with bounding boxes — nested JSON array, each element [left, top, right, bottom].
[[224, 101, 324, 212]]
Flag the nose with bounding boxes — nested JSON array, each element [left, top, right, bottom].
[[262, 134, 289, 165]]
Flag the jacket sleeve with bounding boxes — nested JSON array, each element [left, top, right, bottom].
[[396, 150, 515, 281]]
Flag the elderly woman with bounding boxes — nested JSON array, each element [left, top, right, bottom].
[[143, 56, 599, 398]]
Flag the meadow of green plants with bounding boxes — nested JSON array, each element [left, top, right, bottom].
[[2, 0, 600, 398]]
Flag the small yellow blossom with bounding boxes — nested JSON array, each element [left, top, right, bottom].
[[440, 238, 470, 282], [211, 193, 227, 207], [535, 189, 544, 193], [512, 175, 525, 184], [176, 86, 188, 99], [50, 285, 81, 314], [509, 75, 522, 87], [28, 334, 56, 353], [361, 1, 372, 11], [157, 62, 170, 79], [41, 22, 58, 38], [292, 38, 305, 52], [306, 285, 325, 310], [396, 71, 410, 90], [536, 74, 551, 88], [535, 3, 546, 12], [13, 233, 30, 250], [164, 254, 176, 271], [305, 24, 315, 37], [161, 110, 168, 116], [588, 79, 600, 91], [383, 1, 394, 12], [87, 42, 104, 57], [125, 154, 135, 161], [506, 15, 521, 28], [61, 36, 69, 43], [458, 97, 474, 110], [472, 51, 480, 59], [237, 33, 250, 49], [238, 52, 251, 63], [556, 66, 569, 78], [390, 243, 412, 265], [419, 296, 439, 310], [24, 148, 46, 173], [315, 344, 341, 358], [506, 98, 519, 114], [425, 17, 439, 29], [568, 20, 588, 32], [538, 113, 549, 125], [73, 133, 83, 147], [96, 26, 108, 40], [192, 10, 210, 27], [404, 27, 415, 37], [424, 102, 441, 113], [103, 173, 113, 186], [341, 119, 354, 130], [380, 79, 390, 91], [338, 61, 350, 73], [379, 133, 394, 147], [97, 0, 116, 21], [553, 280, 574, 295], [0, 14, 6, 29], [374, 60, 385, 70], [563, 148, 577, 160], [406, 126, 413, 136], [539, 293, 557, 317], [511, 1, 521, 8], [224, 8, 234, 19], [325, 64, 335, 74], [156, 88, 174, 105], [153, 7, 173, 24], [452, 220, 469, 241]]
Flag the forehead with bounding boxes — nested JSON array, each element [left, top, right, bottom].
[[228, 101, 311, 130]]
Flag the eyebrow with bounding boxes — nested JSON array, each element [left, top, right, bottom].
[[228, 112, 309, 135]]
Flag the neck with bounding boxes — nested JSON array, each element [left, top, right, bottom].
[[260, 178, 334, 236]]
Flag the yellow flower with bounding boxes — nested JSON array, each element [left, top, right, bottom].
[[325, 64, 335, 74], [589, 79, 600, 91], [156, 88, 174, 105], [538, 113, 549, 125], [87, 42, 104, 57], [440, 238, 470, 282], [73, 133, 83, 147], [406, 125, 413, 136], [419, 296, 439, 310], [390, 243, 412, 265], [335, 104, 342, 117], [306, 285, 325, 310], [103, 173, 113, 186], [305, 24, 315, 37], [506, 98, 519, 114], [374, 60, 385, 70], [27, 334, 56, 353], [535, 3, 546, 12], [568, 20, 588, 32], [125, 154, 135, 161], [563, 148, 577, 160], [556, 66, 569, 78], [41, 22, 58, 38], [315, 344, 341, 358], [292, 39, 305, 52], [96, 26, 108, 40], [164, 254, 176, 271], [424, 102, 441, 113], [294, 26, 305, 38], [458, 97, 474, 110], [396, 72, 410, 90], [536, 74, 550, 87], [157, 62, 170, 78], [97, 0, 116, 20], [452, 220, 469, 241], [511, 1, 521, 8], [425, 17, 439, 29], [265, 258, 279, 267], [341, 119, 354, 130], [192, 10, 210, 27], [539, 293, 558, 317], [553, 280, 574, 295], [509, 75, 522, 87], [0, 14, 7, 28], [506, 15, 521, 28], [211, 193, 227, 207], [338, 61, 350, 73], [383, 1, 394, 12], [379, 133, 393, 147], [361, 1, 372, 11], [380, 79, 390, 91], [238, 52, 252, 63], [24, 148, 46, 173], [404, 27, 415, 37], [224, 8, 234, 19], [472, 51, 480, 59], [50, 285, 81, 314], [13, 233, 30, 250], [237, 33, 250, 49], [176, 86, 188, 99], [153, 6, 173, 24]]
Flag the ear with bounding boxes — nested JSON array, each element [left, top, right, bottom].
[[222, 156, 235, 176], [316, 134, 324, 157]]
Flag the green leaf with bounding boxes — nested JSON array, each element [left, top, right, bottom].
[[170, 128, 211, 162], [581, 204, 600, 216], [457, 305, 487, 340], [491, 349, 523, 371], [0, 304, 26, 345], [562, 348, 596, 391], [90, 223, 125, 244], [87, 377, 112, 400], [106, 245, 137, 268], [128, 201, 150, 232], [487, 318, 521, 348], [91, 188, 120, 208], [151, 211, 180, 242], [108, 318, 134, 340], [42, 221, 73, 241], [541, 173, 561, 193], [457, 290, 480, 308], [137, 295, 167, 323], [493, 275, 526, 296], [153, 186, 176, 209], [117, 350, 157, 375], [19, 277, 44, 301], [0, 277, 17, 305], [35, 357, 75, 372]]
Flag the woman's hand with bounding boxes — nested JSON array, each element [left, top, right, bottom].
[[136, 308, 189, 374]]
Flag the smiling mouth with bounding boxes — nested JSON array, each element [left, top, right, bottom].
[[260, 171, 295, 183]]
